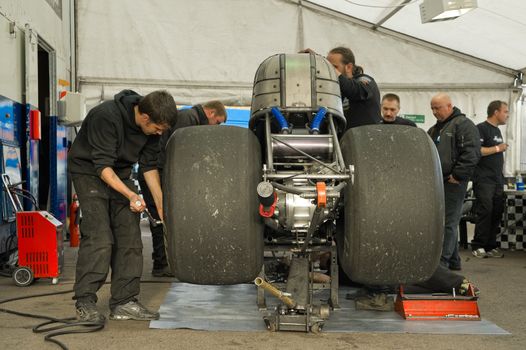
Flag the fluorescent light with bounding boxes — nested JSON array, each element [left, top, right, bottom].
[[420, 0, 477, 23]]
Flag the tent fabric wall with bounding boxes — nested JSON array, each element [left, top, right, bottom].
[[300, 7, 514, 86], [308, 0, 526, 72], [76, 0, 516, 104], [76, 0, 522, 173], [77, 0, 300, 106]]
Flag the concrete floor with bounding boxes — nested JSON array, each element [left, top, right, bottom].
[[1, 221, 525, 350]]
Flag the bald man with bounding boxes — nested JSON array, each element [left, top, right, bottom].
[[428, 93, 480, 271]]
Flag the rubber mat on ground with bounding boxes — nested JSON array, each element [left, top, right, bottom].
[[150, 283, 509, 335]]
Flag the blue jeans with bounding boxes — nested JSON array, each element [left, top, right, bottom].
[[441, 181, 468, 269]]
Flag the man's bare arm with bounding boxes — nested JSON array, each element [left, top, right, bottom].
[[100, 167, 144, 212]]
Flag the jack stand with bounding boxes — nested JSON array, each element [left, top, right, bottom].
[[256, 256, 331, 332], [263, 304, 329, 333], [395, 284, 481, 321]]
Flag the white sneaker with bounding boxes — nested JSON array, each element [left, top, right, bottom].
[[472, 248, 488, 258]]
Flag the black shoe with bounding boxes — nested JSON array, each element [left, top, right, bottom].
[[109, 300, 160, 321], [152, 265, 174, 277], [76, 301, 106, 324], [449, 265, 462, 271]]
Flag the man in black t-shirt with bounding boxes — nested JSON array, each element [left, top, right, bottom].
[[381, 93, 417, 127], [471, 100, 509, 259]]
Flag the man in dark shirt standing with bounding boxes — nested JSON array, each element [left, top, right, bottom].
[[138, 101, 226, 277], [381, 93, 417, 127], [326, 46, 382, 130], [68, 90, 178, 323], [471, 100, 509, 259], [428, 93, 480, 270]]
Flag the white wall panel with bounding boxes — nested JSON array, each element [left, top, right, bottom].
[[0, 15, 24, 101], [0, 0, 74, 103]]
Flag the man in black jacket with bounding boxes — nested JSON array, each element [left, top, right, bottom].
[[428, 93, 481, 270], [326, 46, 382, 130], [381, 93, 417, 127], [138, 101, 226, 277], [68, 90, 178, 323], [471, 100, 508, 259]]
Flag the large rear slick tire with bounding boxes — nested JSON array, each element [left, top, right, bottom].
[[339, 125, 444, 285], [163, 126, 263, 284]]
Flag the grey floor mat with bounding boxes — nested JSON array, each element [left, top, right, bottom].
[[150, 283, 509, 335]]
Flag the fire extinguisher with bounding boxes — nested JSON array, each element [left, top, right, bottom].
[[69, 194, 80, 247]]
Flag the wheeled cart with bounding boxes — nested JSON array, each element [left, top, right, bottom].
[[2, 174, 63, 286]]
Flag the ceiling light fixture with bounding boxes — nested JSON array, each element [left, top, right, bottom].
[[420, 0, 477, 23]]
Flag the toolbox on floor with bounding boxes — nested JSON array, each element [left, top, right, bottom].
[[395, 285, 481, 321]]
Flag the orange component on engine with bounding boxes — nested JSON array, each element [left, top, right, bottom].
[[316, 182, 326, 208]]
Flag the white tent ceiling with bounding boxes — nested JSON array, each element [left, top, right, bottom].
[[307, 0, 526, 72], [77, 0, 524, 107], [76, 0, 526, 172]]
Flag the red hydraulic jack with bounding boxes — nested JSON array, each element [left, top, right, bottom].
[[395, 284, 481, 321]]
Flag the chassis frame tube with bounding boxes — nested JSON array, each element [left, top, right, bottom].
[[265, 113, 274, 171], [328, 115, 346, 171], [266, 174, 350, 180]]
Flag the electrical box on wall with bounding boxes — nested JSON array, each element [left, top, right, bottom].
[[57, 92, 86, 126]]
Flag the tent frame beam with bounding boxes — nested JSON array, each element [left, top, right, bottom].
[[291, 0, 518, 77], [372, 0, 413, 30]]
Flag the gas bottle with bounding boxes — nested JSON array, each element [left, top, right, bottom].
[[69, 194, 80, 247]]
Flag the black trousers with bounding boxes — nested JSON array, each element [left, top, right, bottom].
[[138, 171, 167, 269], [404, 264, 464, 294], [471, 182, 504, 251], [346, 265, 465, 294], [72, 174, 142, 308]]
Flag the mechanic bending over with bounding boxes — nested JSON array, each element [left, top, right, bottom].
[[326, 46, 382, 129], [68, 89, 178, 323], [138, 101, 227, 277], [301, 46, 381, 130]]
